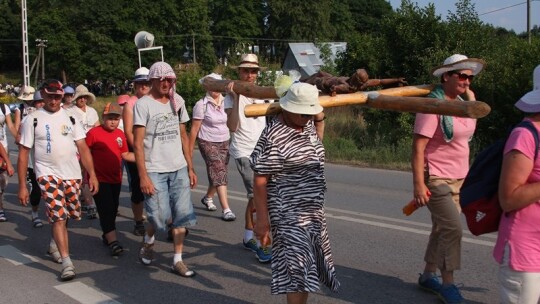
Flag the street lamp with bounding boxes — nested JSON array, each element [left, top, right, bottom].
[[134, 31, 164, 68]]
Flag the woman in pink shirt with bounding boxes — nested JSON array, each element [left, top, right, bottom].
[[412, 54, 485, 304], [189, 73, 235, 222], [496, 89, 540, 304]]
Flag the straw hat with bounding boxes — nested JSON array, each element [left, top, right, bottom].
[[233, 54, 266, 70], [431, 54, 485, 77], [279, 83, 322, 115], [18, 86, 36, 101], [72, 84, 96, 104]]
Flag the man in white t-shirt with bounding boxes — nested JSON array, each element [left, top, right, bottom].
[[133, 61, 197, 277], [225, 53, 271, 263], [17, 79, 98, 282]]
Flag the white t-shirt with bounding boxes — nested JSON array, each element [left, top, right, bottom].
[[224, 94, 267, 159], [19, 108, 85, 179], [66, 105, 99, 133], [18, 103, 38, 169], [133, 94, 190, 173], [0, 104, 12, 148]]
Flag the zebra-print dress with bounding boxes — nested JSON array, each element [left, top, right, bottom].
[[250, 117, 340, 294]]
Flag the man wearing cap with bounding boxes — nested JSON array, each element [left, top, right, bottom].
[[412, 54, 485, 303], [123, 67, 151, 236], [133, 61, 197, 277], [17, 79, 98, 281], [224, 53, 271, 263], [66, 84, 100, 219]]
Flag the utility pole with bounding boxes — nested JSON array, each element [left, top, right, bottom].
[[527, 0, 531, 44], [30, 39, 47, 86], [192, 32, 196, 64], [21, 0, 30, 87]]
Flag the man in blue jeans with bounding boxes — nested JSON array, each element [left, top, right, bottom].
[[133, 61, 197, 277]]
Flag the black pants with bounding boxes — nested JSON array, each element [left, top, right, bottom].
[[27, 168, 41, 207], [93, 182, 121, 235]]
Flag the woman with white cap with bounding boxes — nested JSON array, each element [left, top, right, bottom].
[[495, 90, 540, 304], [189, 73, 235, 221], [251, 82, 338, 303], [412, 54, 485, 304]]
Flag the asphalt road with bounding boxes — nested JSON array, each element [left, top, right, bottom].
[[0, 143, 500, 304]]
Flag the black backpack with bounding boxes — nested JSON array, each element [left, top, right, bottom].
[[459, 120, 539, 236]]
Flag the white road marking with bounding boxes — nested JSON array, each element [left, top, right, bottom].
[[54, 282, 121, 304], [0, 245, 39, 266]]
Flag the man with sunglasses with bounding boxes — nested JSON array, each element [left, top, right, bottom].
[[412, 54, 485, 304], [17, 79, 98, 281], [225, 53, 272, 263], [133, 62, 197, 277]]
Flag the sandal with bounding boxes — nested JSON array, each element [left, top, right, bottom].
[[32, 217, 43, 228], [0, 210, 7, 222], [108, 241, 124, 256], [60, 265, 76, 281]]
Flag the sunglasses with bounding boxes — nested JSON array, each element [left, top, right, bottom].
[[449, 71, 474, 81]]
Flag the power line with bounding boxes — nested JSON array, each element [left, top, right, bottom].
[[479, 0, 539, 16]]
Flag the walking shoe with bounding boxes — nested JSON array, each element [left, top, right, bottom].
[[47, 243, 62, 264], [418, 273, 442, 295], [139, 242, 154, 265], [255, 246, 272, 263], [60, 265, 76, 281], [0, 210, 7, 222], [222, 210, 236, 221], [133, 222, 146, 236], [201, 197, 217, 211], [86, 206, 97, 219], [109, 241, 124, 257], [171, 261, 196, 277], [243, 238, 258, 252], [32, 217, 43, 228], [438, 284, 465, 304]]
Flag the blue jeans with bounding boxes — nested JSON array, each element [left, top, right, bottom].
[[144, 168, 197, 232]]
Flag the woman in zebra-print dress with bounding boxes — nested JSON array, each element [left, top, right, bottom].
[[251, 82, 340, 303]]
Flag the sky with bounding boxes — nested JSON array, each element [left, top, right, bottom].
[[387, 0, 539, 34]]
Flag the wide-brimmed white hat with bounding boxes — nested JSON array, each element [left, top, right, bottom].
[[280, 82, 322, 115], [432, 54, 485, 77], [515, 90, 540, 113], [533, 64, 540, 91], [198, 73, 222, 85], [18, 86, 36, 101], [73, 84, 96, 104], [233, 54, 266, 70]]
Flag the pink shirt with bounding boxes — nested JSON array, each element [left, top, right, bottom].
[[125, 96, 138, 110], [414, 114, 476, 178], [192, 94, 230, 143], [493, 119, 540, 271]]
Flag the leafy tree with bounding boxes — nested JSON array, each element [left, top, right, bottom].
[[0, 0, 22, 71]]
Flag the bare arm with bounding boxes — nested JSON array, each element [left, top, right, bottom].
[[411, 134, 430, 206], [75, 139, 99, 195], [121, 151, 135, 162], [253, 173, 271, 247], [498, 150, 540, 212], [133, 125, 154, 195], [17, 146, 30, 205], [5, 113, 17, 138], [181, 123, 197, 189], [313, 112, 325, 140], [188, 119, 202, 158], [14, 109, 21, 136], [225, 82, 240, 132], [122, 103, 135, 147]]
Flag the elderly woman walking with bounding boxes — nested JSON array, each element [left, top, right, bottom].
[[189, 73, 235, 221], [412, 54, 485, 304], [251, 81, 338, 304]]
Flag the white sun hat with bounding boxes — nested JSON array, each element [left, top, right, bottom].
[[279, 82, 322, 115], [431, 54, 485, 77]]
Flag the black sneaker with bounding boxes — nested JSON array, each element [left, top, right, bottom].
[[86, 206, 97, 219], [134, 222, 145, 236]]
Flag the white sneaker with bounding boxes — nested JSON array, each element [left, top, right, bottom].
[[201, 197, 217, 211], [222, 210, 236, 221]]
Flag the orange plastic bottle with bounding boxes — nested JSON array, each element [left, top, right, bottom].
[[402, 191, 431, 216]]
